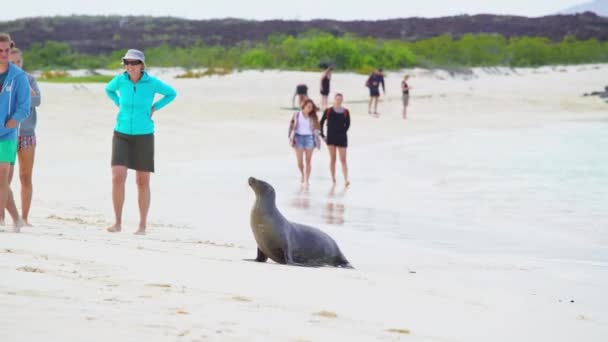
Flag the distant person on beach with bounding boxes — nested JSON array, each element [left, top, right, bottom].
[[401, 74, 412, 119], [288, 98, 321, 187], [320, 93, 350, 186], [0, 33, 31, 232], [366, 68, 385, 117], [320, 66, 333, 109], [105, 49, 176, 235], [292, 84, 308, 108], [0, 48, 41, 227]]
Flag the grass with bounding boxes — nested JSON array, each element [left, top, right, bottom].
[[38, 75, 114, 83]]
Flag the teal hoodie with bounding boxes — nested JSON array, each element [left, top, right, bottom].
[[105, 71, 176, 135], [0, 63, 31, 141]]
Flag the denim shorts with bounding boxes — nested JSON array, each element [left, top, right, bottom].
[[294, 134, 315, 150]]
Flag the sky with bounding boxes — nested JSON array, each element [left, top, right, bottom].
[[0, 0, 589, 21]]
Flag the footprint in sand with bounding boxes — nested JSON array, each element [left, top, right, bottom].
[[145, 283, 172, 288], [231, 296, 252, 302], [17, 266, 45, 273], [46, 214, 89, 225], [387, 328, 411, 335], [313, 311, 338, 319]]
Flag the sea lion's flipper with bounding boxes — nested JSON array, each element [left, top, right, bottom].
[[255, 248, 268, 262], [286, 261, 322, 268]]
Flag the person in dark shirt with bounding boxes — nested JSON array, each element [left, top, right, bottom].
[[401, 74, 412, 119], [320, 93, 350, 186], [320, 66, 332, 110], [366, 68, 385, 117], [292, 83, 309, 108]]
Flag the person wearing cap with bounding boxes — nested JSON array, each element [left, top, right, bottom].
[[105, 49, 176, 235]]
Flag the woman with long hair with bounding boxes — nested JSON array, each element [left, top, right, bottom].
[[288, 98, 321, 187]]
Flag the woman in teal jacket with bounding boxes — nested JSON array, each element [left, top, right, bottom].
[[105, 49, 176, 235]]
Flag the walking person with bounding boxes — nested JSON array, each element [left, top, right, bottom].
[[0, 33, 31, 232], [401, 74, 412, 119], [366, 68, 385, 117], [320, 66, 332, 109], [288, 98, 321, 187], [292, 83, 308, 108], [105, 49, 176, 235], [320, 93, 350, 187], [0, 48, 41, 227]]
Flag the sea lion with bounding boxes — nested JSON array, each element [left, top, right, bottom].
[[247, 177, 353, 268]]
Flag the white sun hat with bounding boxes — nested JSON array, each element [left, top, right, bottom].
[[121, 49, 146, 68]]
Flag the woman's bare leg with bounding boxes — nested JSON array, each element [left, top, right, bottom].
[[0, 164, 18, 232], [296, 148, 305, 184], [18, 146, 35, 225], [135, 171, 151, 235], [6, 166, 20, 225], [328, 145, 337, 183], [373, 97, 379, 116], [304, 149, 313, 186], [321, 95, 328, 110], [338, 147, 349, 187], [108, 166, 127, 232]]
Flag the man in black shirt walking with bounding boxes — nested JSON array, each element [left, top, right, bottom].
[[366, 68, 385, 117]]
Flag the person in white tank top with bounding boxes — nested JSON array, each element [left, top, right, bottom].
[[288, 99, 321, 187]]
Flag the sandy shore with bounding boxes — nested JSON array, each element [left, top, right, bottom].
[[1, 65, 607, 341]]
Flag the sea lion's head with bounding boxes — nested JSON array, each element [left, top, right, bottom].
[[248, 177, 276, 203]]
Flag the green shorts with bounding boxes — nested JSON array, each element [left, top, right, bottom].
[[0, 139, 18, 164]]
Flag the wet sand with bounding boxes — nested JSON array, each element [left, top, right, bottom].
[[1, 65, 607, 341]]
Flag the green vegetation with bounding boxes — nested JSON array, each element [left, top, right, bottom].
[[38, 70, 113, 83], [175, 68, 233, 78], [21, 32, 608, 73]]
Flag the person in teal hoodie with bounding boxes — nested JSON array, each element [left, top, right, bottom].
[[0, 33, 30, 232], [105, 49, 176, 235]]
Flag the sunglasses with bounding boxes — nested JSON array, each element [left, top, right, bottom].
[[123, 60, 142, 66]]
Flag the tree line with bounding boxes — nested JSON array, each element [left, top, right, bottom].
[[22, 31, 608, 72]]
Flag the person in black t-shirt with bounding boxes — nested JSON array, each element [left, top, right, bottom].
[[401, 74, 412, 119], [365, 68, 385, 117], [320, 93, 350, 186], [320, 66, 332, 110]]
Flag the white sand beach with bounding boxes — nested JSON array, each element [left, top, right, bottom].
[[1, 65, 607, 341]]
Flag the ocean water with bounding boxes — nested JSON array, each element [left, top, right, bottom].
[[136, 119, 608, 266]]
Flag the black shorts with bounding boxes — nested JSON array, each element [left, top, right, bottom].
[[111, 131, 155, 172], [320, 89, 330, 96], [370, 88, 380, 97], [326, 133, 348, 148]]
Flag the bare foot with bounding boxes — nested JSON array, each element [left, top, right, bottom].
[[134, 229, 146, 236], [13, 219, 24, 233], [22, 219, 33, 227], [107, 224, 122, 233]]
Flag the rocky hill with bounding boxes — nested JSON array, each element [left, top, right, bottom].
[[561, 0, 608, 17], [1, 12, 607, 54]]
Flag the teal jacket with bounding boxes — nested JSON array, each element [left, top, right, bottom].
[[105, 71, 176, 135], [0, 63, 31, 141]]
